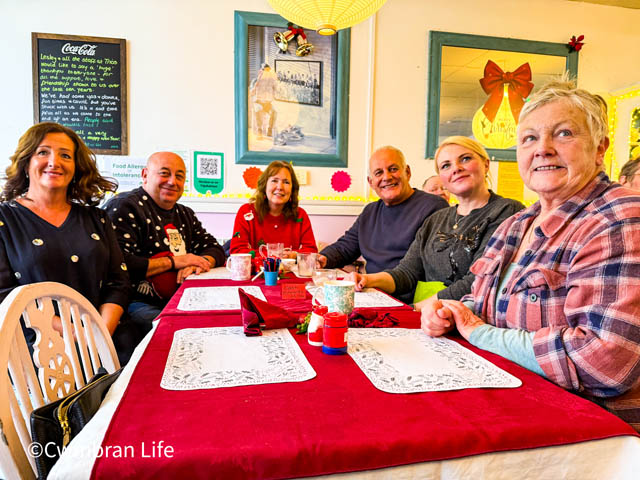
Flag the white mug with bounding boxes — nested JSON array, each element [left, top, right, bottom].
[[312, 280, 355, 315], [323, 280, 355, 315], [225, 253, 252, 281]]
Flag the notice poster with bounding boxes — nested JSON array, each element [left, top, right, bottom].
[[109, 156, 146, 192], [496, 162, 524, 203]]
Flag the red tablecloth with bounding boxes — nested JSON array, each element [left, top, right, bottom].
[[92, 312, 637, 479]]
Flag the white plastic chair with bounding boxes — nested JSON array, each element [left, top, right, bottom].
[[0, 282, 120, 480]]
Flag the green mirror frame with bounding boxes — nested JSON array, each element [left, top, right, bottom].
[[426, 31, 579, 161], [234, 10, 351, 167]]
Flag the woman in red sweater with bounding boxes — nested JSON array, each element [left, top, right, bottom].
[[230, 161, 317, 257]]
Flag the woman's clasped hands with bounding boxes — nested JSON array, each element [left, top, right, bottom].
[[420, 296, 485, 340]]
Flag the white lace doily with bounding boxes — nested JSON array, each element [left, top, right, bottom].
[[176, 286, 266, 311], [355, 288, 404, 308], [186, 266, 232, 280], [161, 327, 316, 390], [348, 328, 521, 393]]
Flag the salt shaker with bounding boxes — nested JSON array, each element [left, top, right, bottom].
[[308, 305, 328, 346], [322, 312, 348, 355]]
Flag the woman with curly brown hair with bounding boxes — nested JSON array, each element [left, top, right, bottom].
[[230, 160, 317, 257], [0, 122, 137, 364]]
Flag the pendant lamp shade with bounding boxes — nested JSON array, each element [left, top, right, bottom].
[[267, 0, 387, 35]]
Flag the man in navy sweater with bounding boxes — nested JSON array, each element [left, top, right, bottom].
[[318, 146, 448, 303]]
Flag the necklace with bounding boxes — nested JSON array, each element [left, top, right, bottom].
[[452, 209, 461, 230]]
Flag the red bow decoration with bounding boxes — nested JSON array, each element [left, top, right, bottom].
[[288, 24, 307, 42], [479, 61, 534, 123], [568, 35, 584, 52]]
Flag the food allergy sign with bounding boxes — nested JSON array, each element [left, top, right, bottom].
[[32, 33, 128, 154]]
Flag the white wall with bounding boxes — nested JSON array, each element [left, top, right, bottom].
[[1, 0, 639, 242]]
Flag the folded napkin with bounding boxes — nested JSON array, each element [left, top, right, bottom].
[[239, 288, 298, 336], [348, 309, 399, 328]]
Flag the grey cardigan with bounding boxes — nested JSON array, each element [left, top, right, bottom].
[[386, 192, 524, 301]]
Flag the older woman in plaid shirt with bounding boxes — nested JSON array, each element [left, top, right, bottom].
[[422, 79, 640, 431]]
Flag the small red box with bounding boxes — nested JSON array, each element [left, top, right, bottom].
[[281, 283, 306, 300]]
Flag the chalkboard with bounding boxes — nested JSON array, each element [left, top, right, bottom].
[[32, 32, 128, 154]]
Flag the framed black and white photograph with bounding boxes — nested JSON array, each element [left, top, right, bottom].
[[234, 11, 350, 167], [275, 60, 322, 107]]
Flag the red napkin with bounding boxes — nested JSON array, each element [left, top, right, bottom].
[[348, 309, 399, 328], [239, 288, 298, 336]]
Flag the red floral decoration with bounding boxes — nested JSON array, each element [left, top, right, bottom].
[[567, 35, 584, 52], [331, 170, 352, 193], [243, 167, 263, 189]]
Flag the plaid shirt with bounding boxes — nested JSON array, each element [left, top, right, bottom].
[[465, 173, 640, 430]]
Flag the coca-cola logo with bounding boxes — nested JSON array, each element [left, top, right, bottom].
[[61, 43, 97, 56]]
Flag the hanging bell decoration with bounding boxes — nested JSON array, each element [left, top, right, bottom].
[[471, 60, 533, 149], [471, 85, 519, 149], [273, 29, 295, 53], [295, 30, 314, 57]]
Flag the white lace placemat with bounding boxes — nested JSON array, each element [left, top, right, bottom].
[[186, 266, 232, 280], [355, 288, 404, 308], [348, 328, 521, 393], [176, 286, 266, 311], [161, 327, 316, 390]]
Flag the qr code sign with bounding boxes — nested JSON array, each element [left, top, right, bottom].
[[197, 155, 222, 179]]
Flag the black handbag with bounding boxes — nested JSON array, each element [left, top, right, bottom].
[[30, 368, 122, 479]]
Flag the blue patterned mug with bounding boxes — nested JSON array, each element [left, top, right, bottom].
[[323, 280, 355, 315]]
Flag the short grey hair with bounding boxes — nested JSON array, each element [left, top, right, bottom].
[[368, 146, 406, 175], [422, 174, 439, 189], [519, 76, 608, 150], [620, 157, 640, 182]]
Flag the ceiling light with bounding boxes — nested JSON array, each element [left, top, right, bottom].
[[267, 0, 388, 35]]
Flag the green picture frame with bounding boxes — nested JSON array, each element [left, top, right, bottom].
[[234, 11, 350, 167], [426, 31, 579, 161]]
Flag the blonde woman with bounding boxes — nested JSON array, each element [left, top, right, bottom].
[[348, 136, 523, 306]]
